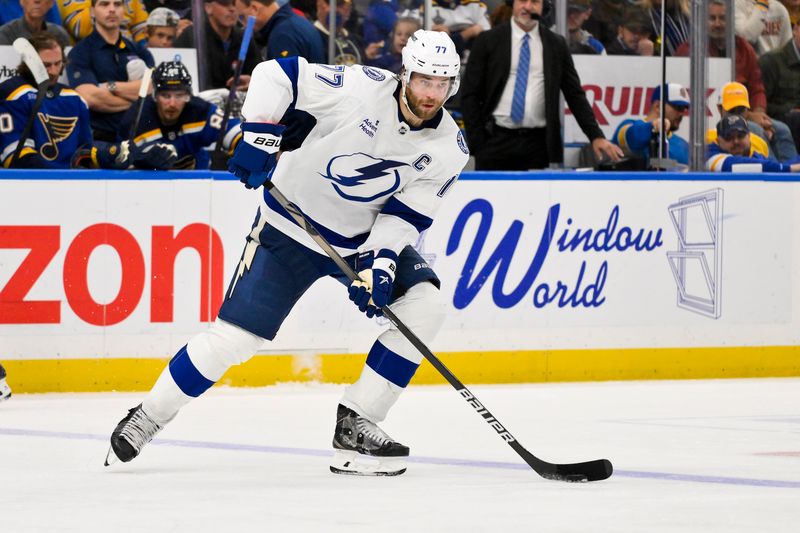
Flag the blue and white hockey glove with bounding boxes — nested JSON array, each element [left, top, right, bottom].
[[348, 249, 398, 318], [228, 122, 285, 189]]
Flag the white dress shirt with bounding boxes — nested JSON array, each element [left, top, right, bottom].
[[493, 20, 546, 129]]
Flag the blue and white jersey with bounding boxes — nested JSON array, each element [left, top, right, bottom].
[[0, 78, 92, 168], [242, 57, 470, 257]]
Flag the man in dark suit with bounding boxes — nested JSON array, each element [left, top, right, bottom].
[[461, 0, 622, 170]]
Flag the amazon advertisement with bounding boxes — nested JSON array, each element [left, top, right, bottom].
[[0, 173, 798, 388]]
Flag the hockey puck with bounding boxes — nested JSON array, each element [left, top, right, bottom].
[[565, 474, 588, 483]]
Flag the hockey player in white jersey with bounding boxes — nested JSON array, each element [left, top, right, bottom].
[[105, 29, 468, 476]]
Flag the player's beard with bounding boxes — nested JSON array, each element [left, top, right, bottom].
[[405, 88, 443, 122], [158, 103, 183, 125]]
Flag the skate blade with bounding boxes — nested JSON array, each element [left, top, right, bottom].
[[329, 450, 407, 477], [104, 446, 119, 467]]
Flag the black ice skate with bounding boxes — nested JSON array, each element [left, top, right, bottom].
[[330, 404, 409, 476], [104, 404, 164, 466], [0, 363, 11, 402]]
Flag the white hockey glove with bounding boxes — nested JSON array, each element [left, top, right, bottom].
[[348, 249, 398, 318]]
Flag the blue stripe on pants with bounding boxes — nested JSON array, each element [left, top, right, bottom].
[[168, 345, 215, 397], [366, 341, 419, 388]]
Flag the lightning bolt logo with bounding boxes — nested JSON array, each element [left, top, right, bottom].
[[320, 153, 408, 202], [227, 214, 267, 299]]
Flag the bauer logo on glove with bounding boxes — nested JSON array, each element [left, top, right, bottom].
[[229, 122, 286, 188]]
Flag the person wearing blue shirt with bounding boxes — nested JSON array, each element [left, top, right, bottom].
[[234, 0, 325, 151], [66, 0, 154, 142], [234, 0, 324, 63], [612, 82, 690, 167], [707, 114, 800, 172]]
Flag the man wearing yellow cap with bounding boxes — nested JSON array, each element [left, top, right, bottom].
[[711, 81, 797, 162]]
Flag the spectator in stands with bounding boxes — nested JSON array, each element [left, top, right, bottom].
[[489, 1, 512, 27], [57, 0, 149, 44], [234, 0, 324, 63], [120, 61, 242, 170], [0, 0, 70, 48], [582, 0, 634, 49], [605, 6, 655, 56], [363, 0, 399, 49], [174, 0, 262, 91], [638, 0, 690, 56], [0, 32, 174, 169], [424, 0, 490, 59], [145, 7, 180, 49], [461, 0, 622, 170], [707, 114, 800, 171], [723, 80, 796, 161], [365, 16, 421, 73], [676, 0, 796, 162], [143, 1, 192, 37], [233, 0, 323, 151], [737, 0, 792, 56], [611, 83, 689, 167], [710, 81, 772, 159], [67, 0, 155, 142], [144, 0, 190, 18], [0, 0, 61, 26], [314, 0, 366, 65], [781, 0, 800, 26], [760, 20, 800, 151], [567, 0, 605, 55]]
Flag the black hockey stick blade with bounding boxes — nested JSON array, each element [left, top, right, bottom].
[[261, 181, 614, 482], [511, 441, 613, 482]]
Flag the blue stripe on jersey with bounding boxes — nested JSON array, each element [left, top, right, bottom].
[[263, 191, 370, 249], [381, 196, 433, 233], [366, 341, 419, 388], [276, 57, 300, 110], [168, 345, 215, 397]]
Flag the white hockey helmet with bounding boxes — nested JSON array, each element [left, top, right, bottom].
[[401, 29, 461, 99]]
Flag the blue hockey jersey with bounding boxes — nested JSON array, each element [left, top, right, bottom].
[[706, 139, 793, 172], [120, 97, 242, 170], [0, 77, 92, 168], [612, 118, 689, 165]]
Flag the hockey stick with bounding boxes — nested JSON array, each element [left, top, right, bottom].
[[214, 15, 255, 159], [263, 181, 613, 482], [128, 67, 153, 145], [9, 38, 51, 166]]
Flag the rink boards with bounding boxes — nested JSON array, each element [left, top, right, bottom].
[[2, 170, 799, 392]]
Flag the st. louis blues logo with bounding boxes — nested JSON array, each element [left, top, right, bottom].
[[320, 153, 407, 202]]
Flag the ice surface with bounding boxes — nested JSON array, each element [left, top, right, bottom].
[[1, 378, 798, 532]]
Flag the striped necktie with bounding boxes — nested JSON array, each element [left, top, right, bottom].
[[511, 33, 530, 125]]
